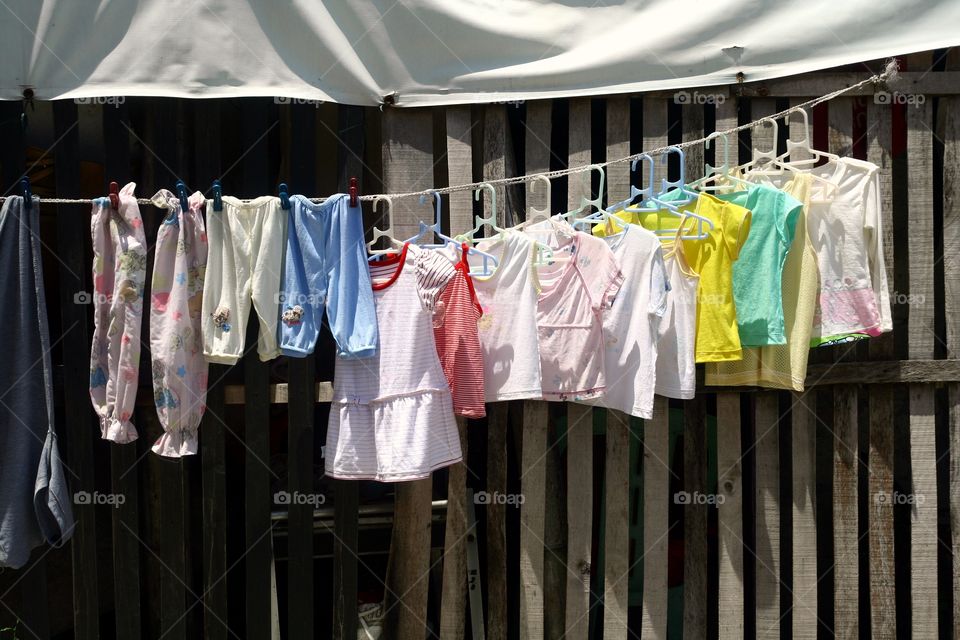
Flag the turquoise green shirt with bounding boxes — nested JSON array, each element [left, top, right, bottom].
[[661, 184, 802, 346]]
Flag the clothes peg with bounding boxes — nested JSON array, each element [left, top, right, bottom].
[[21, 178, 31, 210], [349, 177, 359, 207], [278, 183, 290, 210], [211, 180, 223, 212], [108, 181, 120, 210], [175, 180, 189, 211]]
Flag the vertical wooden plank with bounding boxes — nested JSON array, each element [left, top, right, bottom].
[[602, 96, 631, 640], [828, 98, 855, 159], [754, 392, 780, 638], [381, 108, 435, 640], [286, 102, 317, 640], [103, 100, 143, 640], [333, 103, 363, 640], [564, 97, 593, 640], [52, 100, 99, 640], [941, 48, 960, 640], [439, 104, 473, 640], [641, 100, 669, 640], [242, 98, 274, 640], [907, 91, 938, 638], [791, 394, 818, 640], [482, 107, 511, 640], [866, 95, 897, 638], [642, 396, 670, 639], [483, 105, 519, 228], [833, 386, 859, 639], [751, 98, 777, 160], [717, 394, 744, 639], [520, 402, 548, 640], [519, 99, 552, 640], [715, 99, 745, 640]]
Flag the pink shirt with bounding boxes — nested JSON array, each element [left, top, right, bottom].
[[528, 219, 623, 401]]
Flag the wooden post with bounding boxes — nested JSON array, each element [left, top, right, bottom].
[[832, 386, 858, 639], [642, 396, 670, 638], [717, 394, 744, 638], [791, 394, 818, 639], [381, 107, 435, 640], [754, 392, 781, 638]]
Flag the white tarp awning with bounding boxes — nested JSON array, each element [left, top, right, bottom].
[[1, 0, 957, 106]]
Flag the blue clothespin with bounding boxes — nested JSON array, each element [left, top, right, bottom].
[[278, 183, 290, 210], [21, 178, 31, 210], [175, 180, 189, 211], [212, 180, 223, 212]]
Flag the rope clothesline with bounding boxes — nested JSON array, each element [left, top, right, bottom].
[[2, 61, 898, 207]]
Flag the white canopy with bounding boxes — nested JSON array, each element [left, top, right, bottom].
[[1, 0, 956, 106]]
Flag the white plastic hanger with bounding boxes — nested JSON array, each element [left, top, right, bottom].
[[688, 131, 751, 193], [527, 175, 552, 222], [559, 165, 605, 224], [647, 147, 713, 240], [367, 196, 403, 261]]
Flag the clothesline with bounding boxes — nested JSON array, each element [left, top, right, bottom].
[[1, 60, 898, 207]]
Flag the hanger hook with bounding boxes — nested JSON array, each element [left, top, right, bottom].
[[373, 195, 393, 228], [528, 175, 551, 219], [474, 183, 497, 220], [419, 191, 442, 228]]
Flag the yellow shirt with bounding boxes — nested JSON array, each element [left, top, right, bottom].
[[594, 193, 751, 362], [706, 173, 819, 390]]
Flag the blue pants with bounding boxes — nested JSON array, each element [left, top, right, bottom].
[[279, 194, 378, 358]]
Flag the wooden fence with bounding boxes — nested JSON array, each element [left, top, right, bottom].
[[1, 49, 960, 639]]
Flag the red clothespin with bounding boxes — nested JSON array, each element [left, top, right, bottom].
[[349, 177, 359, 207], [108, 181, 120, 210]]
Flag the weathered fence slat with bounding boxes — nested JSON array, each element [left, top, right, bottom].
[[833, 386, 858, 639], [520, 401, 548, 640], [564, 97, 593, 640], [791, 394, 817, 639], [438, 104, 473, 640], [906, 87, 939, 638], [381, 108, 435, 639], [641, 395, 670, 638], [602, 95, 632, 640], [754, 392, 781, 638], [640, 97, 670, 640], [52, 100, 99, 640], [717, 393, 744, 638]]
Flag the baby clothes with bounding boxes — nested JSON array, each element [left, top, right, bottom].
[[469, 230, 543, 401], [279, 194, 378, 358], [202, 195, 287, 364], [434, 244, 485, 418], [633, 194, 752, 362], [805, 157, 891, 343], [525, 218, 623, 401], [326, 244, 462, 482], [0, 196, 74, 568], [579, 224, 667, 418], [707, 173, 820, 391], [89, 182, 147, 443], [149, 189, 209, 457], [712, 183, 802, 346]]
